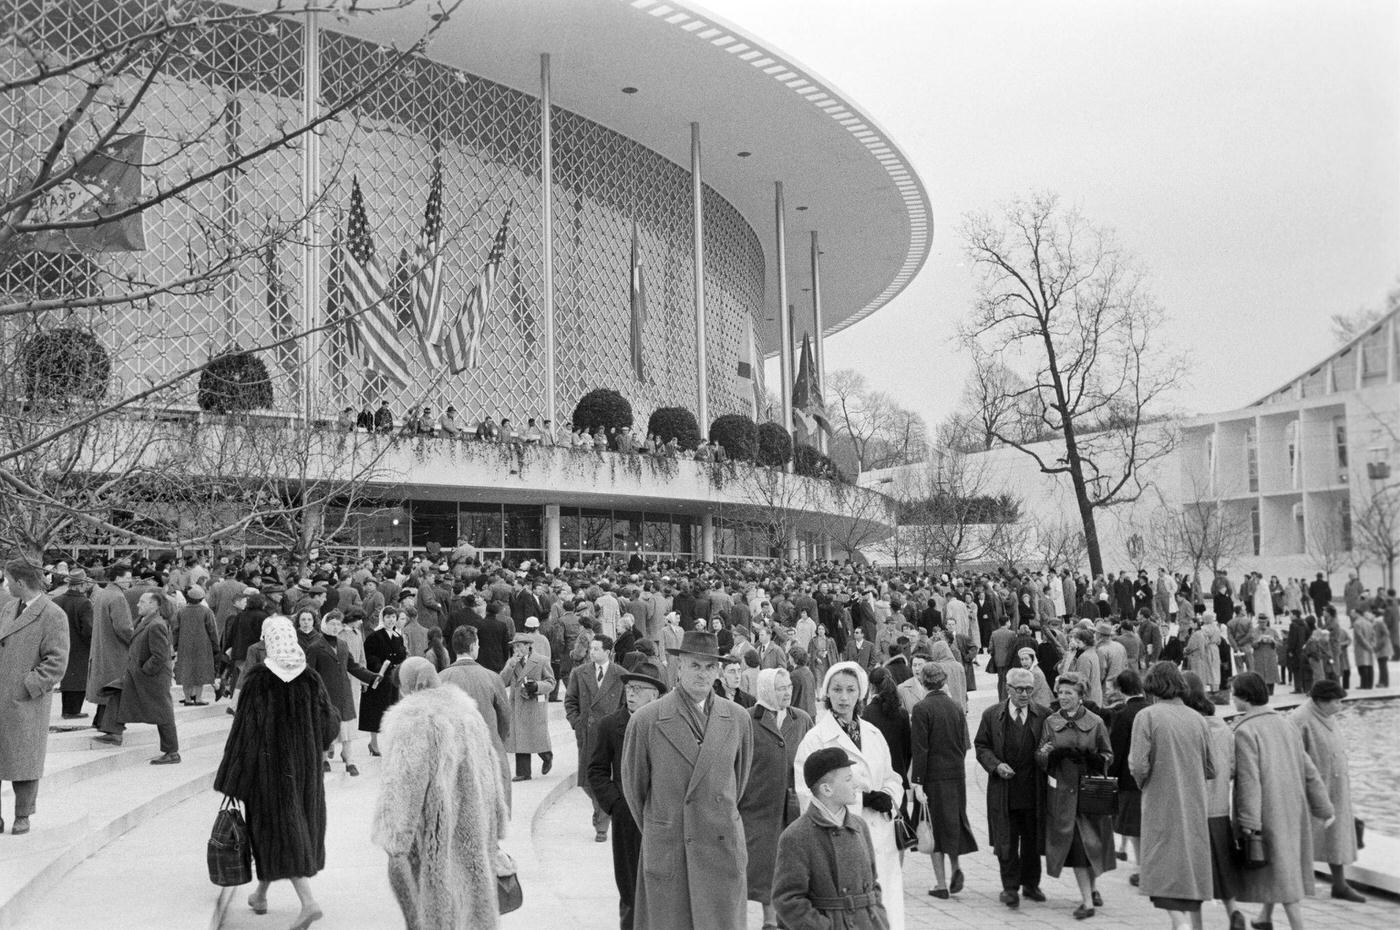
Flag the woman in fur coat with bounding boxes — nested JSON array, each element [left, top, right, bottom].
[[214, 616, 341, 930], [374, 657, 509, 930]]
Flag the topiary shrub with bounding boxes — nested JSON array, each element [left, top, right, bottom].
[[198, 348, 273, 413], [710, 413, 758, 462], [647, 406, 702, 450], [21, 326, 111, 401], [794, 442, 848, 482], [572, 388, 633, 433], [755, 421, 793, 467]]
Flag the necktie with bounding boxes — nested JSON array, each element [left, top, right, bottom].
[[597, 665, 604, 686], [1015, 708, 1024, 725]]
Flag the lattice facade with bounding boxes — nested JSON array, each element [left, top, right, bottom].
[[1, 1, 765, 427]]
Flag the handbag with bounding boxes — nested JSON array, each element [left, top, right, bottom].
[[893, 808, 919, 852], [1076, 775, 1118, 818], [915, 812, 935, 855], [495, 847, 523, 914], [1239, 828, 1269, 870], [1355, 817, 1365, 850], [207, 796, 252, 887]]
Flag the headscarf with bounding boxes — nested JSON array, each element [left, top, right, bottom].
[[262, 616, 307, 683], [755, 667, 788, 713], [927, 639, 956, 664], [398, 656, 439, 693]]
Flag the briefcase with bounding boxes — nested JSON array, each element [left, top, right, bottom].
[[1076, 775, 1118, 817]]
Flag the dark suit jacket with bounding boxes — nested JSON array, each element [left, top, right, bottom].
[[974, 700, 1050, 852], [587, 705, 633, 817], [477, 616, 511, 673], [565, 660, 626, 774]]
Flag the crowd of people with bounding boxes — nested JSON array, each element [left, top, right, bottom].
[[0, 545, 1393, 930]]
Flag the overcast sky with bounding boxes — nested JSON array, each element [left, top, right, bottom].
[[711, 0, 1400, 432]]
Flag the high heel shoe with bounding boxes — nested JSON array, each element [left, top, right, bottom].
[[248, 893, 267, 915], [369, 746, 381, 757]]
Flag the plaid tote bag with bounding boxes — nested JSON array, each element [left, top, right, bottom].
[[207, 796, 252, 887]]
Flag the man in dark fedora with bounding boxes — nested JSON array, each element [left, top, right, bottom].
[[588, 660, 666, 930], [622, 630, 753, 930]]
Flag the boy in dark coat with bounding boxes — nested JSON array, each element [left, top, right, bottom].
[[772, 747, 890, 930]]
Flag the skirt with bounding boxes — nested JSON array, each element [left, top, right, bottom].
[[1114, 789, 1142, 837], [1064, 827, 1091, 868], [1207, 815, 1240, 900], [926, 778, 979, 855]]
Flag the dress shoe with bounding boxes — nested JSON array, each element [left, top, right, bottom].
[[949, 868, 964, 894], [11, 817, 31, 835], [369, 746, 381, 757], [1073, 905, 1095, 920], [999, 890, 1020, 908], [928, 888, 949, 899], [594, 831, 608, 843], [541, 755, 553, 775], [92, 733, 123, 746], [1129, 873, 1140, 887], [1091, 890, 1103, 907], [345, 763, 359, 777], [226, 707, 236, 716], [1022, 886, 1046, 902], [1116, 851, 1127, 861], [512, 774, 532, 782], [150, 752, 181, 765], [323, 760, 331, 773], [248, 893, 268, 915], [1230, 911, 1247, 930], [1250, 921, 1273, 930], [1331, 886, 1366, 903], [62, 713, 88, 719]]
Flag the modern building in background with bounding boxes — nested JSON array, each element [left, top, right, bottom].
[[2, 0, 927, 562]]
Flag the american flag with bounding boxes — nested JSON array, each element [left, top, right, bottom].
[[443, 205, 511, 374], [343, 177, 410, 388], [629, 220, 647, 381], [411, 156, 446, 367]]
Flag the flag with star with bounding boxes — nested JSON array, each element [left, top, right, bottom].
[[410, 156, 446, 367], [442, 205, 511, 373], [342, 177, 410, 388], [30, 131, 147, 252]]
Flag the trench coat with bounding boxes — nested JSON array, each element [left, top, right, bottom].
[[740, 704, 814, 904], [53, 590, 92, 693], [0, 595, 70, 780], [501, 651, 554, 754], [974, 700, 1049, 853], [172, 603, 219, 687], [1290, 700, 1356, 865], [1127, 700, 1216, 901], [1036, 707, 1115, 878], [771, 805, 891, 930], [622, 690, 754, 930], [1232, 707, 1333, 904], [795, 713, 906, 930], [85, 584, 133, 705], [113, 614, 176, 727]]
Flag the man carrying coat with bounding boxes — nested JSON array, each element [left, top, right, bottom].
[[0, 559, 70, 834], [622, 630, 753, 930]]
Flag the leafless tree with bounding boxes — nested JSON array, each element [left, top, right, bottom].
[[1144, 478, 1252, 578], [889, 439, 1021, 572], [948, 354, 1043, 452], [824, 368, 928, 476], [1306, 500, 1349, 582], [959, 192, 1184, 576], [1329, 278, 1397, 346], [1033, 517, 1087, 573]]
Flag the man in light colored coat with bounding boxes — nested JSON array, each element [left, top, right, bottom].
[[622, 630, 753, 930], [86, 565, 134, 732], [0, 559, 70, 834]]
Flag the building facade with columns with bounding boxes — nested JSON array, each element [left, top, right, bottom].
[[2, 0, 925, 564]]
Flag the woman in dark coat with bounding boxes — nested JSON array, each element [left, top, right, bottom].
[[97, 591, 179, 764], [740, 668, 813, 928], [215, 616, 340, 929], [360, 607, 409, 756], [172, 586, 219, 705], [296, 610, 364, 776]]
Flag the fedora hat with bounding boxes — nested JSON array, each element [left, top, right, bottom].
[[665, 630, 736, 663], [620, 660, 668, 694], [510, 632, 535, 646]]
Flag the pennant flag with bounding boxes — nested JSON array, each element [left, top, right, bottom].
[[30, 131, 147, 252], [342, 177, 410, 389], [628, 220, 648, 382], [442, 205, 511, 374], [792, 333, 831, 438], [261, 241, 300, 393], [410, 156, 446, 368], [736, 314, 762, 417]]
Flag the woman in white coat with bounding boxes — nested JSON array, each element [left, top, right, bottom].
[[794, 660, 906, 930]]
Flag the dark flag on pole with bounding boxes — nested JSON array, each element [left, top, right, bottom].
[[792, 333, 830, 439], [30, 131, 147, 252], [629, 220, 647, 381]]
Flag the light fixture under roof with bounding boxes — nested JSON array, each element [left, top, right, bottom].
[[795, 205, 808, 211], [737, 151, 751, 157], [621, 86, 639, 94]]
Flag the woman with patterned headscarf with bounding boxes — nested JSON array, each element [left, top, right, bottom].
[[215, 616, 341, 929]]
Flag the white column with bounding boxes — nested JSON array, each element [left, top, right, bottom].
[[691, 123, 708, 437], [701, 513, 715, 563], [775, 182, 793, 440], [544, 504, 561, 569], [810, 230, 827, 454], [299, 12, 322, 423], [540, 54, 556, 428]]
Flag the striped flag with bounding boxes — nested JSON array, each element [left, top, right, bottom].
[[410, 156, 446, 368], [343, 177, 410, 388], [442, 205, 511, 374], [629, 220, 647, 381]]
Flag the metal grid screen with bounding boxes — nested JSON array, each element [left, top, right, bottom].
[[2, 1, 765, 424]]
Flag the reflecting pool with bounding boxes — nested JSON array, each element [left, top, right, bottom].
[[1334, 698, 1400, 837]]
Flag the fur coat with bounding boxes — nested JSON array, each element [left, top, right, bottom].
[[373, 686, 508, 930]]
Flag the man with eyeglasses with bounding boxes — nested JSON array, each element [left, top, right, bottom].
[[974, 666, 1051, 909]]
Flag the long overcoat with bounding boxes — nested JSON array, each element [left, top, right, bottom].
[[114, 615, 176, 727], [172, 602, 219, 686], [588, 705, 642, 918], [53, 590, 92, 693], [740, 704, 813, 904], [500, 651, 554, 754], [1127, 700, 1216, 901], [795, 713, 906, 930], [359, 628, 407, 733], [1036, 708, 1115, 878], [1290, 700, 1356, 865], [973, 700, 1049, 853], [0, 595, 69, 780], [565, 659, 625, 800], [85, 584, 133, 705], [910, 691, 978, 855], [622, 689, 754, 930], [1233, 707, 1333, 904]]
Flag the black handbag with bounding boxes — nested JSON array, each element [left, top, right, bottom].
[[207, 797, 252, 887], [1239, 829, 1269, 870], [1076, 775, 1118, 817], [496, 847, 523, 914], [893, 806, 920, 852]]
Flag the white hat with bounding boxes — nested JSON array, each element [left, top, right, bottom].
[[819, 660, 870, 701], [524, 615, 540, 629]]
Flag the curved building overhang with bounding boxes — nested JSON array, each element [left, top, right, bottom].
[[252, 0, 931, 355]]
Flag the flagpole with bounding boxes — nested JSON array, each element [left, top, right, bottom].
[[775, 181, 794, 454], [299, 10, 322, 424], [691, 122, 708, 439], [540, 53, 556, 430], [810, 229, 827, 455]]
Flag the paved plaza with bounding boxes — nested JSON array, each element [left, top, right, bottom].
[[3, 666, 1397, 930]]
